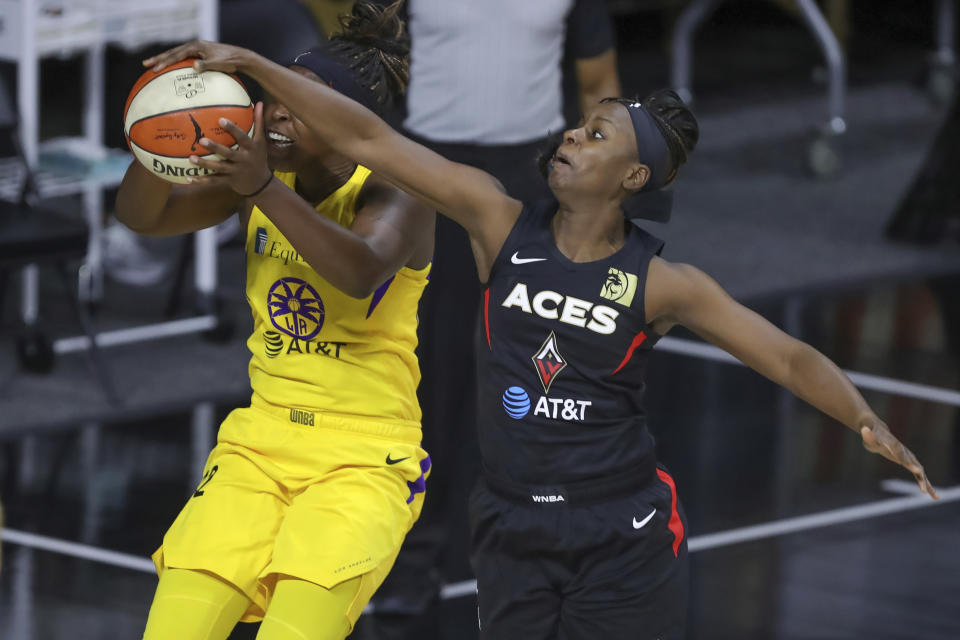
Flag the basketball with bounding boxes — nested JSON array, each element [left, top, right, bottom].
[[123, 59, 254, 184]]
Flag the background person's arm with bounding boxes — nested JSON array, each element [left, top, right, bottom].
[[576, 50, 621, 116], [568, 0, 621, 113]]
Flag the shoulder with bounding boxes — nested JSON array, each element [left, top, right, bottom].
[[629, 225, 665, 257], [647, 257, 727, 320], [648, 256, 701, 284]]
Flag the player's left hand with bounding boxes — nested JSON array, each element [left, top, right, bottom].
[[859, 417, 938, 499], [187, 101, 273, 198], [144, 40, 250, 74]]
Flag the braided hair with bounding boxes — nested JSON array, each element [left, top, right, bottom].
[[325, 1, 410, 112], [602, 90, 698, 186]]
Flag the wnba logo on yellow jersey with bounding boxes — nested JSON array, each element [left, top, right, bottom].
[[289, 408, 315, 426], [268, 277, 325, 340]]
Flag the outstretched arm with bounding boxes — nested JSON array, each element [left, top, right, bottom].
[[646, 257, 938, 499], [144, 41, 522, 280]]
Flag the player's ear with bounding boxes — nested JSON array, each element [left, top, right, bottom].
[[622, 163, 650, 194]]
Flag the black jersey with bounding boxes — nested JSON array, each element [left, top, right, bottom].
[[477, 199, 664, 485]]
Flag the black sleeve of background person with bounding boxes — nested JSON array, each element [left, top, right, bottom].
[[567, 0, 616, 59]]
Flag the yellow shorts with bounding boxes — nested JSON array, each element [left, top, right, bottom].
[[152, 396, 430, 627]]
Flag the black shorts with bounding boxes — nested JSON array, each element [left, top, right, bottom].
[[469, 466, 689, 640]]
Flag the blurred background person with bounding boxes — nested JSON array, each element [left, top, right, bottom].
[[355, 2, 621, 639]]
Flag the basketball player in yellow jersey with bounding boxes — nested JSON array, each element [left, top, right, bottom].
[[115, 4, 435, 639]]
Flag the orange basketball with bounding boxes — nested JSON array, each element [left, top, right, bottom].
[[123, 59, 254, 184]]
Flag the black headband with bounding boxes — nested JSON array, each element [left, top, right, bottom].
[[620, 101, 674, 223], [287, 46, 381, 115], [622, 101, 672, 191]]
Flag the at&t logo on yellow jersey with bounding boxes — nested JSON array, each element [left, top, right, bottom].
[[261, 330, 345, 360]]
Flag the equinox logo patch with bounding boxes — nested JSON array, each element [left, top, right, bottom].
[[255, 227, 268, 254]]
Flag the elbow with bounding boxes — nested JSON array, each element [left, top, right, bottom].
[[339, 266, 387, 300], [113, 208, 154, 235], [344, 119, 390, 160], [783, 341, 819, 387], [344, 274, 385, 300], [343, 283, 375, 300], [115, 214, 161, 237], [114, 192, 159, 236]]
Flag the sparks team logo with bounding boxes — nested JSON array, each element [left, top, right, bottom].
[[263, 330, 284, 358], [600, 268, 638, 307], [502, 386, 531, 419], [255, 227, 268, 254], [267, 277, 324, 340], [531, 332, 567, 393]]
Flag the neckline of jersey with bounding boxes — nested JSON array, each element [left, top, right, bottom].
[[540, 206, 637, 269]]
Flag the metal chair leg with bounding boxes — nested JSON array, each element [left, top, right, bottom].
[[55, 262, 121, 406], [670, 0, 724, 104], [795, 0, 847, 177], [795, 0, 847, 135], [929, 0, 957, 104]]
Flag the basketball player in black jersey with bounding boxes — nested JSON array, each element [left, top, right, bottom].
[[146, 41, 939, 640]]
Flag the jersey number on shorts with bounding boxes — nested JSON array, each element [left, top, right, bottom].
[[193, 465, 219, 498]]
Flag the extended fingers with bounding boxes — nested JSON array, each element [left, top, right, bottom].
[[861, 426, 938, 500], [144, 41, 203, 71], [920, 475, 939, 500], [186, 174, 230, 187], [218, 118, 252, 147], [190, 153, 228, 172], [198, 136, 234, 157], [252, 102, 264, 141]]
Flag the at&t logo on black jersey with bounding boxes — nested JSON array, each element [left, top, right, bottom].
[[501, 282, 619, 334], [500, 385, 592, 422]]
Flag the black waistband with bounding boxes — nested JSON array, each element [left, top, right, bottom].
[[482, 457, 657, 506]]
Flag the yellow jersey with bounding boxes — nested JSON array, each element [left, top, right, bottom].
[[244, 166, 429, 423]]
